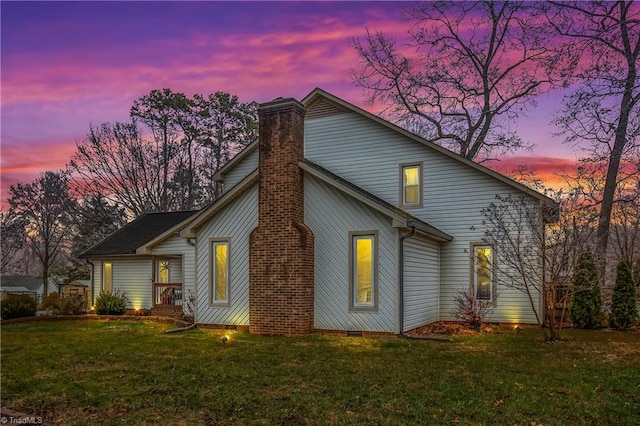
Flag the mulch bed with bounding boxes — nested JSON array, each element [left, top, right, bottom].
[[408, 321, 500, 336]]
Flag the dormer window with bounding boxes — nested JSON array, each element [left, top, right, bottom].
[[399, 162, 423, 208]]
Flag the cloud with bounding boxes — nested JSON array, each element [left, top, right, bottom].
[[486, 156, 579, 190], [1, 138, 79, 209]]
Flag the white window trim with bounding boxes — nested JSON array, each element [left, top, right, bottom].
[[349, 231, 378, 312], [210, 239, 230, 307]]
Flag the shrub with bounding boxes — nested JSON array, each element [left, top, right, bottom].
[[95, 290, 128, 315], [39, 292, 60, 311], [52, 294, 87, 316], [610, 262, 638, 329], [1, 294, 38, 320], [570, 251, 602, 329], [451, 289, 496, 330]]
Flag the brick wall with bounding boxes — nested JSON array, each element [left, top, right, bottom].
[[249, 98, 315, 335]]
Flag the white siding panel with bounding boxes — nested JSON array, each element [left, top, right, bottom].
[[403, 236, 440, 331], [110, 258, 153, 309], [224, 149, 259, 190], [93, 260, 102, 297], [305, 112, 541, 324], [306, 98, 347, 120], [305, 174, 397, 333], [151, 235, 195, 315], [195, 185, 258, 325]]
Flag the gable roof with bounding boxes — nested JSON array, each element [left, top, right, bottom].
[[302, 88, 555, 207], [300, 160, 452, 242], [212, 141, 258, 182], [181, 169, 259, 238], [0, 276, 54, 292], [80, 210, 198, 257]]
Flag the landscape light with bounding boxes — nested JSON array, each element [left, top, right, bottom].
[[515, 325, 522, 334], [221, 336, 228, 346]]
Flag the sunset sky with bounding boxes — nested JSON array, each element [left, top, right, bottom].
[[1, 1, 580, 207]]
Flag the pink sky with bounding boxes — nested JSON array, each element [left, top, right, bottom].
[[1, 1, 579, 208]]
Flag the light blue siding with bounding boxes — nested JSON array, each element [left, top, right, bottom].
[[305, 173, 397, 333], [151, 235, 194, 315], [305, 109, 541, 324], [108, 258, 153, 309], [403, 235, 440, 331], [223, 149, 258, 190], [195, 184, 258, 325]]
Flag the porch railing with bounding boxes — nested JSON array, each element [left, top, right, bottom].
[[153, 283, 183, 307]]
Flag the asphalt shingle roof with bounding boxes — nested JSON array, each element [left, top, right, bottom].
[[0, 276, 48, 291], [80, 211, 198, 257]]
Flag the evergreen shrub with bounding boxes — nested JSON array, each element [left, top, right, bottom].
[[610, 262, 638, 329], [95, 290, 128, 315], [1, 294, 38, 320], [570, 251, 602, 329]]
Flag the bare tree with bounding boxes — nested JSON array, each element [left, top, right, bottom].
[[353, 1, 555, 161], [7, 171, 76, 294], [482, 191, 592, 341], [69, 122, 163, 217], [0, 210, 27, 274], [609, 158, 640, 281], [70, 90, 258, 216], [546, 0, 640, 263], [558, 153, 640, 288]]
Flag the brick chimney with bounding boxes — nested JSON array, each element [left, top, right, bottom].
[[249, 98, 315, 335]]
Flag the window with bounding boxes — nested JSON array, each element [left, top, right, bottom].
[[399, 162, 423, 208], [157, 260, 171, 283], [471, 244, 495, 302], [102, 262, 112, 293], [210, 240, 229, 305], [349, 232, 378, 311]]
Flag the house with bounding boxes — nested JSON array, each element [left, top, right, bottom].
[[82, 88, 555, 335], [80, 211, 198, 316], [61, 280, 92, 308], [0, 275, 58, 304]]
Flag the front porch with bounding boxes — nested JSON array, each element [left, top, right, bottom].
[[150, 257, 184, 318], [151, 282, 184, 317]]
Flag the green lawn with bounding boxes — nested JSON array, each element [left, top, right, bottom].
[[1, 321, 639, 425]]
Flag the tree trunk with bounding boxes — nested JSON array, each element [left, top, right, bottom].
[[596, 27, 637, 279]]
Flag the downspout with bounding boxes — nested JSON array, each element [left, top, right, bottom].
[[399, 226, 453, 342]]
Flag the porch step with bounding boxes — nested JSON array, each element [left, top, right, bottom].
[[151, 305, 183, 318]]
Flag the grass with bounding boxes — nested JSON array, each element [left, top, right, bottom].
[[1, 321, 639, 425]]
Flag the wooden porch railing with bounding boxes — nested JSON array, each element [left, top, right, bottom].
[[153, 283, 183, 307]]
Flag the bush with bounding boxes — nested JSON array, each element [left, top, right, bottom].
[[39, 292, 60, 311], [95, 290, 128, 315], [1, 294, 38, 320], [570, 251, 602, 329], [52, 294, 87, 316], [610, 262, 638, 329], [451, 289, 496, 331]]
